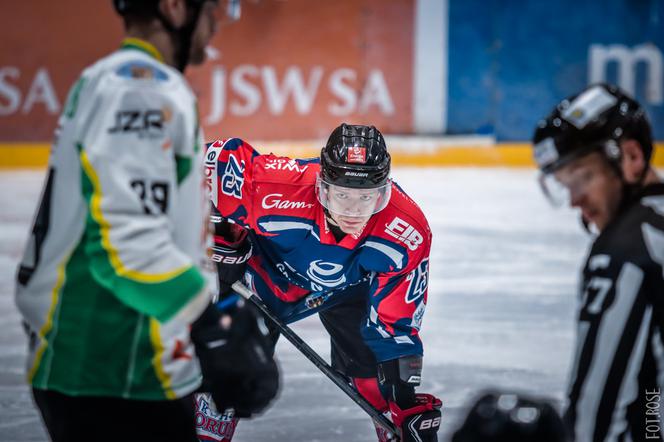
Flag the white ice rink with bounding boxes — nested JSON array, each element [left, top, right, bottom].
[[0, 168, 589, 441]]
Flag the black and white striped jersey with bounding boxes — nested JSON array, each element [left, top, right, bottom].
[[565, 183, 664, 442]]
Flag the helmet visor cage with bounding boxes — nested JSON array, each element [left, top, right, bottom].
[[317, 176, 391, 218], [538, 153, 608, 207], [538, 173, 571, 207]]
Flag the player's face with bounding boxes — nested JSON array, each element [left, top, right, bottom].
[[189, 1, 223, 65], [552, 152, 623, 231], [317, 176, 392, 234], [329, 212, 372, 235], [326, 186, 381, 234]]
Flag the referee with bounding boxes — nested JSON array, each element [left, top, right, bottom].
[[532, 83, 664, 441]]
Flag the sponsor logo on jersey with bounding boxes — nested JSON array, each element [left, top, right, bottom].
[[221, 154, 245, 199], [265, 158, 309, 173], [411, 300, 425, 329], [108, 108, 170, 138], [405, 258, 428, 304], [205, 148, 218, 195], [306, 260, 346, 289], [384, 217, 423, 251], [171, 339, 192, 360], [347, 146, 367, 164], [116, 61, 169, 81], [276, 262, 291, 280], [195, 393, 237, 441], [261, 193, 314, 210]]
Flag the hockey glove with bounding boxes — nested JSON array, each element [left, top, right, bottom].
[[389, 394, 442, 442], [210, 218, 252, 297], [191, 298, 279, 418], [378, 356, 442, 442]]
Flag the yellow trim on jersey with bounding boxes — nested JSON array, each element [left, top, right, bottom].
[[27, 255, 69, 382], [121, 37, 165, 62], [79, 149, 190, 283], [149, 318, 176, 399]]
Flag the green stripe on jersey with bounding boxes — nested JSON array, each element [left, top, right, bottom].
[[78, 144, 205, 322], [64, 77, 85, 119], [31, 235, 168, 399], [175, 154, 192, 185]]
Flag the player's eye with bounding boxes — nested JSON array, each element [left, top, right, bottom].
[[580, 169, 596, 184], [334, 192, 348, 200], [360, 194, 374, 202]]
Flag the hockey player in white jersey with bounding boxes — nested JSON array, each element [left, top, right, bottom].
[[14, 1, 278, 441]]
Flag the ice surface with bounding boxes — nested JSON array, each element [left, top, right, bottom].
[[0, 168, 588, 441]]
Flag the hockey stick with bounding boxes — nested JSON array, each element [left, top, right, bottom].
[[231, 281, 399, 440]]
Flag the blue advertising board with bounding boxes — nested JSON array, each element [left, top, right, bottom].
[[446, 0, 664, 140]]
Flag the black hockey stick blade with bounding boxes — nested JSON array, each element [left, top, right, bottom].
[[231, 281, 399, 440]]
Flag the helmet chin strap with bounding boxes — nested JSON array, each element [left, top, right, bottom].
[[323, 208, 339, 226], [154, 2, 203, 72]]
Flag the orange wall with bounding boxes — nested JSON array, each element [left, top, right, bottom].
[[0, 0, 414, 142]]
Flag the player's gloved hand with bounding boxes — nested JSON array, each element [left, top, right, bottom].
[[377, 356, 441, 441], [389, 394, 442, 442], [210, 219, 252, 297], [191, 297, 279, 418]]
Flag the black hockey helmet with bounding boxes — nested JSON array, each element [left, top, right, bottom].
[[113, 0, 240, 19], [320, 123, 391, 189], [112, 0, 239, 72], [451, 392, 569, 442], [532, 83, 653, 175]]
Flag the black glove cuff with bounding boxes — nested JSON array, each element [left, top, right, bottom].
[[378, 355, 423, 407]]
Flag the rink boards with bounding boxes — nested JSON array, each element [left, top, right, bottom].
[[2, 140, 664, 169]]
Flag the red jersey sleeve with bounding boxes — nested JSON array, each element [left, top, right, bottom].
[[362, 192, 433, 362], [206, 138, 260, 229]]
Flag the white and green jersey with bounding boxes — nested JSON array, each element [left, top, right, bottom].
[[15, 39, 210, 400]]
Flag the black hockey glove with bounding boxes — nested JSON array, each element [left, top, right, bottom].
[[378, 355, 442, 442], [210, 217, 252, 297], [191, 298, 279, 418]]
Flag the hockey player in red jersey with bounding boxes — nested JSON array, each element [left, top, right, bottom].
[[203, 123, 442, 441]]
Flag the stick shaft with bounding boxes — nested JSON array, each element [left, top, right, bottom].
[[231, 281, 398, 438]]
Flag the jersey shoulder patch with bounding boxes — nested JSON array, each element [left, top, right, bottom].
[[377, 182, 431, 251], [254, 155, 319, 186], [115, 60, 170, 82]]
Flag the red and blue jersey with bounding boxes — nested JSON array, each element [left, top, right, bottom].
[[207, 138, 432, 362]]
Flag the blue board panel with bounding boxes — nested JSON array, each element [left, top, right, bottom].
[[446, 0, 664, 140]]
